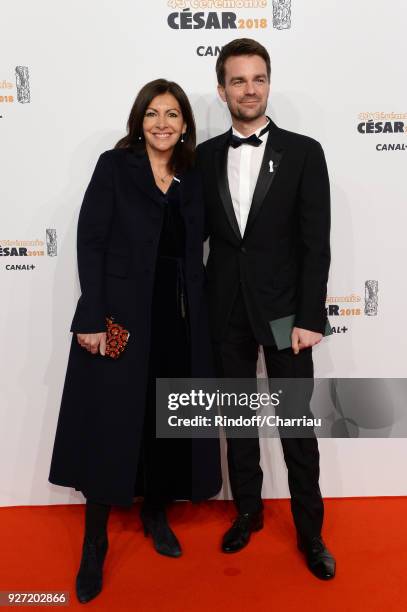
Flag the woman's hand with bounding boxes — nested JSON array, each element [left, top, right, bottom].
[[77, 332, 107, 356]]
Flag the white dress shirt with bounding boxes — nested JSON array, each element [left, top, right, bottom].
[[227, 119, 270, 237]]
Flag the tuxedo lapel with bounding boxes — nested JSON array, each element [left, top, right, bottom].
[[214, 131, 242, 241], [244, 122, 284, 238]]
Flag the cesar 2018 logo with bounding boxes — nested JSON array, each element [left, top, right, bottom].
[[166, 0, 292, 58], [1, 230, 57, 271], [167, 0, 291, 32], [0, 66, 30, 108], [325, 281, 379, 335], [357, 112, 407, 152]]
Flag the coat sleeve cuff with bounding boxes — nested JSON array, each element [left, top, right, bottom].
[[293, 315, 327, 335], [70, 298, 107, 333]]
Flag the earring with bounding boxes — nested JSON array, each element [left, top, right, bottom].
[[138, 135, 142, 141], [181, 133, 185, 143]]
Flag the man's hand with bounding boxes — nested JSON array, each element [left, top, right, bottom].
[[291, 327, 322, 355], [77, 332, 107, 356]]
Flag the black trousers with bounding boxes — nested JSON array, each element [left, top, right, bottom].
[[213, 289, 324, 542]]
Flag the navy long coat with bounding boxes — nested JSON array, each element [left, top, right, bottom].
[[48, 148, 222, 506]]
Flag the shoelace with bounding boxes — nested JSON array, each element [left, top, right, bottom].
[[232, 514, 252, 529]]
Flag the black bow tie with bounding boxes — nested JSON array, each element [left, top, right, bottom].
[[229, 121, 271, 148]]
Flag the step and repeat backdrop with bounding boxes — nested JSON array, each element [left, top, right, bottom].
[[1, 0, 406, 505]]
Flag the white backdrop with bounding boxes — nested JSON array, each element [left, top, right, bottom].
[[1, 0, 407, 506]]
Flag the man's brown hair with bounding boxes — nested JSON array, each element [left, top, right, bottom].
[[216, 38, 271, 86]]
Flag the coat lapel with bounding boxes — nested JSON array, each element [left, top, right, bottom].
[[125, 148, 165, 207], [126, 147, 194, 210], [177, 169, 193, 211], [214, 130, 242, 241], [243, 120, 284, 238]]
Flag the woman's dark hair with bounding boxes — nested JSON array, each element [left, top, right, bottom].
[[115, 79, 196, 173], [216, 38, 271, 87]]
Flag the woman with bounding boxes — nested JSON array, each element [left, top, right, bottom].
[[48, 79, 222, 604]]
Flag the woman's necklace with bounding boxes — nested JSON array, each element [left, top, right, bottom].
[[158, 172, 172, 184], [152, 166, 173, 184]]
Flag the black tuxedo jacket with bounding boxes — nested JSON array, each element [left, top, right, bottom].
[[196, 119, 331, 345]]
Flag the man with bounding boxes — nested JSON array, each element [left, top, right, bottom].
[[196, 38, 335, 580]]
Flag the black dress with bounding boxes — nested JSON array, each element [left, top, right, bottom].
[[139, 178, 192, 508]]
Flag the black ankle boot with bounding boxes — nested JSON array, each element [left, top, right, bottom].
[[76, 533, 108, 604], [140, 505, 182, 558]]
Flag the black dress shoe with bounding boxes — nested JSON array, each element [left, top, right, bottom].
[[297, 535, 336, 580], [222, 510, 264, 553], [140, 506, 182, 558], [76, 534, 108, 604]]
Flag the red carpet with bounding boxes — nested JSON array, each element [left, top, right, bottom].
[[0, 498, 406, 611]]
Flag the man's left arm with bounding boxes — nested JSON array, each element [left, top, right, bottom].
[[293, 139, 331, 353]]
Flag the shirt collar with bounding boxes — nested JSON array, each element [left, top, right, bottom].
[[232, 117, 270, 141]]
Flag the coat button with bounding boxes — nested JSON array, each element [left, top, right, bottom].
[[240, 246, 247, 254]]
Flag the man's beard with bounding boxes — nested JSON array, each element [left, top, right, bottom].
[[228, 98, 267, 123]]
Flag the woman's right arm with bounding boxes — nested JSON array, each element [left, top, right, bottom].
[[70, 151, 115, 339]]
